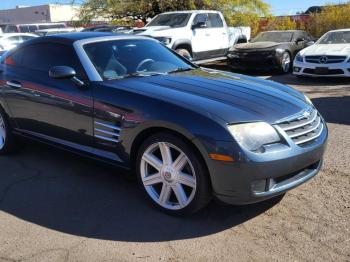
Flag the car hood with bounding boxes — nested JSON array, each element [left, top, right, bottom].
[[133, 26, 174, 35], [234, 41, 283, 50], [300, 44, 350, 56], [106, 68, 309, 124]]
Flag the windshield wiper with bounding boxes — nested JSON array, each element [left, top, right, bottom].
[[168, 67, 194, 74], [128, 71, 168, 77]]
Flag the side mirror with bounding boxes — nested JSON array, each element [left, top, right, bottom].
[[295, 38, 305, 43], [191, 21, 206, 30], [306, 41, 315, 47], [49, 66, 76, 79], [49, 66, 85, 87]]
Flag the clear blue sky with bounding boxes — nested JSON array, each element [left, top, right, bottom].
[[0, 0, 345, 15]]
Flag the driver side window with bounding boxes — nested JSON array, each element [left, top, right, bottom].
[[13, 43, 87, 79], [192, 14, 207, 27]]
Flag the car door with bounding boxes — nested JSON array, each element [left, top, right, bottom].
[[191, 13, 215, 59], [207, 13, 227, 57], [1, 42, 94, 148]]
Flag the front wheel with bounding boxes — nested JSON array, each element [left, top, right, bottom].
[[176, 48, 192, 61], [280, 52, 291, 73], [136, 133, 211, 215], [0, 107, 17, 154]]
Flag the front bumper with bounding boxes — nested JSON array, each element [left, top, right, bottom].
[[204, 119, 328, 205], [293, 60, 350, 77], [227, 51, 281, 71]]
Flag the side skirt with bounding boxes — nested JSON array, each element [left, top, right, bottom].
[[13, 129, 130, 169]]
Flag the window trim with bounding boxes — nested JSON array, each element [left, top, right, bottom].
[[73, 35, 159, 82], [5, 42, 87, 79]]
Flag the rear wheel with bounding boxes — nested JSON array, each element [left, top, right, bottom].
[[280, 52, 291, 73], [136, 133, 211, 215]]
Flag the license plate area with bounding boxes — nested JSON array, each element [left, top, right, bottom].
[[315, 67, 329, 74]]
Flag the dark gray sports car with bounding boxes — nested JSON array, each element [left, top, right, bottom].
[[0, 33, 327, 215], [228, 30, 314, 73]]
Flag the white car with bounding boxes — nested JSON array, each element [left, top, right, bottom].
[[133, 10, 251, 63], [293, 29, 350, 77], [35, 28, 76, 36], [0, 33, 38, 54]]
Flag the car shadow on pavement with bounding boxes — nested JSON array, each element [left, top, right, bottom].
[[0, 142, 282, 242], [312, 96, 350, 125]]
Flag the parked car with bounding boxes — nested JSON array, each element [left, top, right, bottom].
[[1, 23, 67, 33], [132, 10, 251, 63], [0, 33, 38, 55], [82, 25, 132, 34], [35, 28, 76, 36], [0, 33, 327, 215], [293, 29, 350, 77], [228, 30, 314, 73]]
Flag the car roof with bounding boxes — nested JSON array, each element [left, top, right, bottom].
[[15, 32, 152, 48], [20, 32, 116, 45], [261, 30, 304, 33], [160, 10, 221, 14]]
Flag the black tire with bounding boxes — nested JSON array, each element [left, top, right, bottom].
[[0, 107, 18, 154], [279, 51, 292, 74], [136, 132, 212, 216], [176, 48, 192, 61]]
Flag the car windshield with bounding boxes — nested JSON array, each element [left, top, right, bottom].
[[252, 32, 294, 43], [147, 13, 191, 28], [84, 39, 195, 80], [318, 31, 350, 44]]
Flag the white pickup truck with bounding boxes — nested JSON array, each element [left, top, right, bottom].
[[133, 10, 251, 63]]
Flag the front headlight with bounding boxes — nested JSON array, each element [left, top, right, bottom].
[[304, 94, 313, 105], [227, 122, 281, 152], [229, 46, 237, 52], [295, 53, 304, 62], [154, 37, 172, 45]]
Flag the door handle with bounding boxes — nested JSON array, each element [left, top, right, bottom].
[[6, 80, 22, 89]]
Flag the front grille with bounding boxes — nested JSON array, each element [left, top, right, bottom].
[[303, 68, 344, 75], [305, 55, 346, 64], [276, 108, 324, 147]]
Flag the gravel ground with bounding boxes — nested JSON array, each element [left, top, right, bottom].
[[0, 69, 349, 262]]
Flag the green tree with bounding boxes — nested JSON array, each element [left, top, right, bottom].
[[306, 1, 350, 37], [265, 16, 298, 31], [79, 0, 270, 33]]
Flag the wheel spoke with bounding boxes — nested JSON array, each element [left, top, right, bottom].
[[159, 142, 172, 165], [142, 173, 162, 186], [178, 172, 196, 188], [159, 183, 171, 205], [0, 126, 5, 140], [172, 184, 187, 208], [172, 152, 187, 172], [142, 153, 162, 171]]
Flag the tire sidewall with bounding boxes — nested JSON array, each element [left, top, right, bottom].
[[280, 52, 291, 73], [0, 107, 10, 154], [176, 49, 192, 61], [136, 133, 211, 216]]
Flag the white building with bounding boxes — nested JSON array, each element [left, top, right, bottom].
[[0, 4, 80, 24]]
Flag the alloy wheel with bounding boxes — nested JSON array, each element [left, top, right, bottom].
[[281, 52, 291, 73], [140, 142, 197, 210], [0, 113, 6, 150]]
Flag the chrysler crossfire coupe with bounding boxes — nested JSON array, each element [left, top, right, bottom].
[[0, 33, 327, 215]]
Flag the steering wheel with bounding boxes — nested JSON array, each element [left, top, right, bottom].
[[136, 59, 155, 72]]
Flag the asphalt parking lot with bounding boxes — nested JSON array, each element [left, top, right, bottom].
[[0, 69, 349, 262]]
